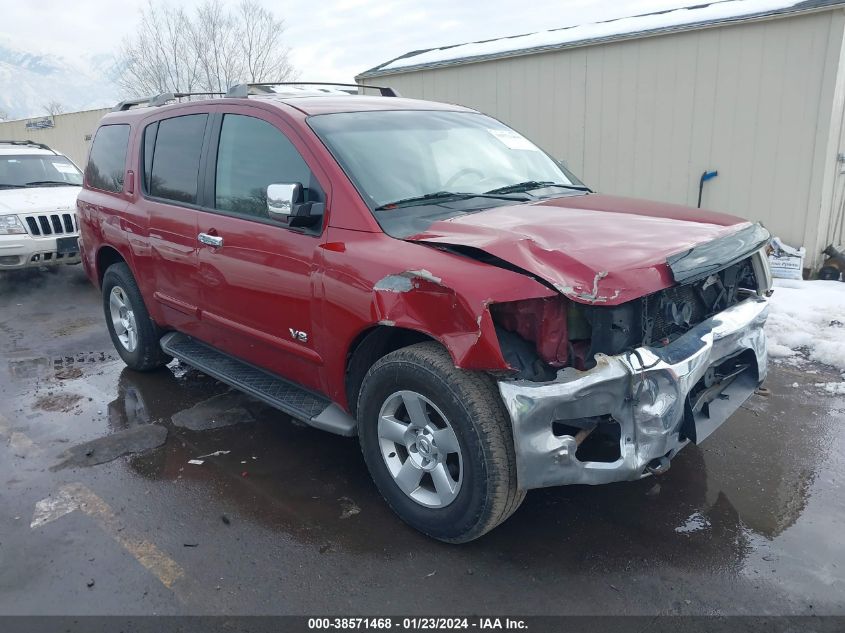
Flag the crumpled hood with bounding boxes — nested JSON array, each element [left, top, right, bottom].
[[407, 194, 752, 305], [0, 186, 80, 215]]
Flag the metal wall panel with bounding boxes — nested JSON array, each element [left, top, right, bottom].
[[0, 108, 109, 168], [363, 10, 845, 264]]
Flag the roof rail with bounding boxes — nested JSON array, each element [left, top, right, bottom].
[[0, 139, 55, 153], [112, 92, 225, 112], [225, 82, 400, 98]]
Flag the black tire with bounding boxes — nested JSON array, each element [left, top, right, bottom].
[[358, 342, 525, 543], [102, 262, 171, 371]]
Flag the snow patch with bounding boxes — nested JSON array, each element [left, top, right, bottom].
[[380, 0, 803, 72], [817, 382, 845, 395], [765, 279, 845, 372], [675, 511, 711, 534]]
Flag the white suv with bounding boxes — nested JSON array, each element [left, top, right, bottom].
[[0, 140, 83, 270]]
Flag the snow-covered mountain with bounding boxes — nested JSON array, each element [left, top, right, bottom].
[[0, 38, 119, 120]]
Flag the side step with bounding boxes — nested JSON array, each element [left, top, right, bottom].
[[160, 332, 356, 436]]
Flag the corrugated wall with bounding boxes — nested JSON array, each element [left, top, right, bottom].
[[362, 9, 845, 265], [0, 108, 109, 168]]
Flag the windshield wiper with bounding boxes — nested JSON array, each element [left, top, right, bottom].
[[375, 190, 529, 210], [0, 183, 25, 189], [24, 180, 81, 187], [485, 180, 592, 195]]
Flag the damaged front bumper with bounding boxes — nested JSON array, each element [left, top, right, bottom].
[[497, 296, 768, 489]]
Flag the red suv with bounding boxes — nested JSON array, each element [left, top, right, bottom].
[[78, 83, 772, 542]]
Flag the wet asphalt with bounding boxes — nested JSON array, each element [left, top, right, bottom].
[[0, 265, 843, 616]]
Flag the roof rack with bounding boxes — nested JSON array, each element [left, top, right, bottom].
[[0, 139, 55, 153], [225, 82, 400, 98], [113, 92, 225, 112]]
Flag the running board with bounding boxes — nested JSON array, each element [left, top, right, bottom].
[[160, 332, 356, 436]]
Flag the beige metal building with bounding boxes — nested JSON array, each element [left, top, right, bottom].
[[358, 0, 845, 269], [0, 107, 109, 169]]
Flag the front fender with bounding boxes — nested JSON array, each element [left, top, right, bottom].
[[318, 229, 556, 406], [370, 268, 508, 368]]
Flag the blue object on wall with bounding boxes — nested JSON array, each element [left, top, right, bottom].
[[698, 170, 718, 208]]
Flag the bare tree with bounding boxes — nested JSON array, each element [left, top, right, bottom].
[[116, 1, 200, 96], [43, 100, 65, 116], [236, 0, 296, 83], [117, 0, 296, 97], [0, 109, 9, 122], [191, 0, 241, 94]]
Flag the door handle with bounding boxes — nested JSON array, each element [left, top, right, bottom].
[[198, 232, 223, 248]]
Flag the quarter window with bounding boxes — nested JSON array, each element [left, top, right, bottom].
[[142, 121, 158, 193], [85, 124, 130, 193], [215, 114, 322, 219], [147, 114, 207, 204]]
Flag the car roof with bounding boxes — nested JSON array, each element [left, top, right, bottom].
[[0, 146, 56, 156], [259, 95, 475, 116], [100, 94, 474, 123]]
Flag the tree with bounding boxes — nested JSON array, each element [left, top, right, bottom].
[[116, 0, 296, 97], [236, 1, 296, 83], [43, 100, 65, 116], [117, 2, 199, 96], [191, 0, 240, 94], [0, 109, 8, 122]]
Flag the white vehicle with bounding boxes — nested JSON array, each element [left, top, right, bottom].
[[0, 140, 83, 270]]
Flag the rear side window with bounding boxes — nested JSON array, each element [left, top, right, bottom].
[[147, 114, 207, 204], [142, 121, 158, 193], [215, 114, 321, 219], [85, 124, 130, 193]]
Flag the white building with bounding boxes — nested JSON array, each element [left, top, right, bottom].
[[358, 0, 845, 270], [0, 108, 108, 169]]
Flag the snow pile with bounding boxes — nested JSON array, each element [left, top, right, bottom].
[[765, 279, 845, 372], [818, 382, 845, 395], [381, 0, 803, 72]]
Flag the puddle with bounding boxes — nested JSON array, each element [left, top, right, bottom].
[[53, 351, 116, 368], [7, 352, 116, 386], [51, 424, 168, 470], [171, 391, 258, 431]]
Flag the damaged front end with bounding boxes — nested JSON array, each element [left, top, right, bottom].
[[498, 296, 768, 488], [488, 236, 772, 489]]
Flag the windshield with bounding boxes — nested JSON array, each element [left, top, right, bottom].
[[0, 154, 83, 189], [308, 110, 586, 234]]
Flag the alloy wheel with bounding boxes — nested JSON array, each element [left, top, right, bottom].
[[377, 390, 463, 508], [108, 285, 138, 352]]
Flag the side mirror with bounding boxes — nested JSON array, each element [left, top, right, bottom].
[[267, 183, 301, 221], [267, 183, 324, 228]]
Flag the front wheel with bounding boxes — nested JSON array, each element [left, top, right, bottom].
[[102, 262, 171, 371], [357, 342, 524, 543]]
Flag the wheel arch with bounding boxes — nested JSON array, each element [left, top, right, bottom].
[[95, 245, 128, 287], [344, 325, 445, 418]]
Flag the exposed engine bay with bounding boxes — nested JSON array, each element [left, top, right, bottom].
[[492, 255, 761, 381]]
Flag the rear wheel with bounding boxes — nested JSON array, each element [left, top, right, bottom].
[[358, 342, 524, 543], [102, 262, 171, 371]]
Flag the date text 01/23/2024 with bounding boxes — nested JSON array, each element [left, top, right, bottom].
[[307, 617, 528, 630]]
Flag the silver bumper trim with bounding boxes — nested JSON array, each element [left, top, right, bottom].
[[498, 296, 769, 489]]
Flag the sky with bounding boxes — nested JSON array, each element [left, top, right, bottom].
[[0, 0, 704, 83]]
